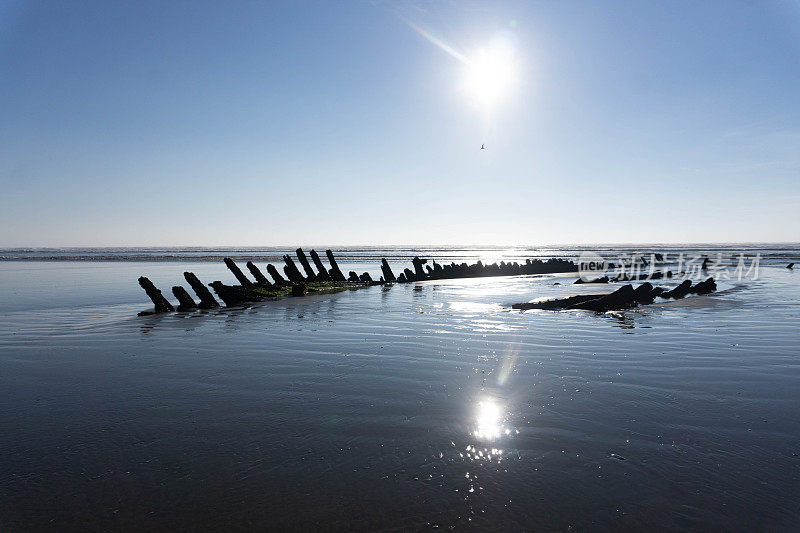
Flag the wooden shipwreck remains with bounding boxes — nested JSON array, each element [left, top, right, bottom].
[[309, 249, 330, 280], [246, 261, 272, 287], [184, 272, 219, 308], [511, 278, 718, 312], [224, 257, 253, 287], [325, 249, 347, 282], [266, 264, 287, 285], [137, 249, 582, 315], [295, 248, 317, 281], [282, 255, 305, 283], [172, 286, 198, 311], [381, 259, 396, 282], [138, 276, 174, 314]]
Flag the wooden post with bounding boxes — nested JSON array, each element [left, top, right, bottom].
[[266, 264, 287, 285], [246, 261, 272, 287], [184, 272, 219, 308], [224, 258, 253, 287], [172, 286, 198, 311], [325, 249, 346, 282], [412, 256, 428, 280], [309, 249, 330, 280], [282, 255, 306, 283], [138, 276, 174, 312], [380, 259, 396, 282], [208, 281, 259, 307], [295, 248, 317, 281]]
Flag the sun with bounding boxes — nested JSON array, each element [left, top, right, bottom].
[[464, 42, 517, 110]]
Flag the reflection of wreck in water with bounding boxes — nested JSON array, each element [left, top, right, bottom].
[[136, 248, 579, 316]]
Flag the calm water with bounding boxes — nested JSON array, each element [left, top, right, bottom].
[[1, 246, 799, 530]]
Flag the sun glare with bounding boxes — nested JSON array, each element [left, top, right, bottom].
[[473, 398, 505, 441], [464, 42, 517, 109]]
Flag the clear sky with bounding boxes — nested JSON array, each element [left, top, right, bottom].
[[1, 0, 799, 246]]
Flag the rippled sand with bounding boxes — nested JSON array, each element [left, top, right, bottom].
[[1, 259, 799, 530]]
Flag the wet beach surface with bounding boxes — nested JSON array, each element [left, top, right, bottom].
[[1, 252, 799, 530]]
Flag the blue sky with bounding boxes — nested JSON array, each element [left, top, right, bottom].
[[1, 0, 799, 246]]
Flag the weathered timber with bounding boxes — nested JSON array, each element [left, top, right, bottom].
[[412, 256, 428, 280], [512, 278, 717, 313], [631, 282, 661, 304], [391, 256, 577, 283], [432, 261, 444, 279], [309, 249, 330, 280], [512, 294, 599, 310], [612, 271, 671, 282], [282, 255, 306, 283], [291, 283, 307, 297], [184, 272, 220, 308], [266, 264, 287, 285], [138, 277, 174, 313], [575, 276, 609, 284], [660, 279, 692, 299], [224, 258, 254, 287], [348, 271, 360, 282], [172, 286, 198, 311], [246, 262, 272, 287], [295, 248, 317, 281], [690, 277, 717, 295], [325, 250, 347, 282], [359, 272, 373, 283], [209, 281, 262, 307], [402, 268, 416, 282], [570, 284, 636, 311], [787, 263, 794, 269], [380, 259, 396, 282]]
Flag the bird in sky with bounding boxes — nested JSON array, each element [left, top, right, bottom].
[[481, 144, 485, 150]]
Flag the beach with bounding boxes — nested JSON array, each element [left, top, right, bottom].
[[1, 245, 799, 530]]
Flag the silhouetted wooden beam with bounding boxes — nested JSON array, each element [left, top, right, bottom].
[[380, 259, 396, 282], [224, 258, 253, 287], [348, 271, 360, 282], [282, 255, 306, 283], [246, 261, 272, 287], [412, 256, 428, 280], [429, 261, 443, 279], [138, 276, 174, 313], [359, 272, 373, 283], [325, 249, 346, 282], [172, 286, 198, 311], [309, 249, 330, 280], [266, 264, 287, 285], [295, 248, 317, 280], [184, 272, 220, 308], [209, 281, 260, 307]]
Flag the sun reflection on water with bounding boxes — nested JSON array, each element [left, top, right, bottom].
[[473, 398, 510, 441]]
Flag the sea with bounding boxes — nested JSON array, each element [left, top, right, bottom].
[[1, 244, 798, 530]]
